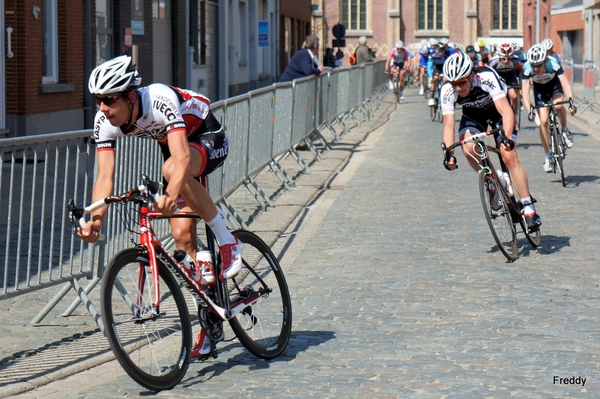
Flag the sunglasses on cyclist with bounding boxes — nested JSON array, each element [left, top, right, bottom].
[[531, 63, 544, 69], [95, 94, 122, 107], [500, 57, 509, 61], [450, 78, 470, 88]]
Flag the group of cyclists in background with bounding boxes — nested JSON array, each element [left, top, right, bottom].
[[385, 36, 577, 233]]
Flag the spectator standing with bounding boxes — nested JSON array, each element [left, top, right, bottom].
[[324, 47, 336, 68], [279, 35, 325, 82], [355, 36, 371, 65], [335, 48, 344, 67]]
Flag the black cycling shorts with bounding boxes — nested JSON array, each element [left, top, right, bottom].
[[160, 111, 228, 177], [532, 77, 564, 104], [458, 114, 518, 143]]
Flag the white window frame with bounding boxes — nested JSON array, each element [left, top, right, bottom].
[[341, 0, 368, 32], [43, 0, 59, 84]]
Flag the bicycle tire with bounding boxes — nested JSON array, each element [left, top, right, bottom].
[[430, 84, 439, 121], [226, 230, 292, 359], [551, 126, 566, 187], [478, 170, 518, 260], [101, 248, 192, 391]]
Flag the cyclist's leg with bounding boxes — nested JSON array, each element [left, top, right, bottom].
[[498, 132, 530, 200], [458, 117, 487, 171]]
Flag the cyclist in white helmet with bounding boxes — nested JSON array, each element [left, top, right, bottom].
[[83, 55, 243, 360], [521, 44, 576, 172], [385, 40, 410, 100], [541, 38, 561, 64], [440, 51, 542, 231]]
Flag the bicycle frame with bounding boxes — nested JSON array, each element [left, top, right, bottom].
[[71, 178, 270, 323], [140, 209, 271, 321]]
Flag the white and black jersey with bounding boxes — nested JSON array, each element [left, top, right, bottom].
[[440, 67, 508, 125]]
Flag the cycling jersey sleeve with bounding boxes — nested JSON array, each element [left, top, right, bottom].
[[93, 111, 122, 151], [440, 83, 457, 115], [478, 69, 507, 102]]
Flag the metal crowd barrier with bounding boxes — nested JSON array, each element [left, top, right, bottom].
[[0, 61, 388, 328]]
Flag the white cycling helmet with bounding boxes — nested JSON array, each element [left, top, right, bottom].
[[541, 38, 554, 50], [429, 38, 437, 46], [527, 44, 546, 65], [440, 37, 449, 45], [443, 51, 473, 82], [395, 40, 404, 49], [88, 55, 142, 95]]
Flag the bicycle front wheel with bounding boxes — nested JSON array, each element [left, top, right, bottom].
[[478, 170, 518, 260], [101, 248, 192, 391], [551, 127, 566, 187], [226, 230, 292, 359]]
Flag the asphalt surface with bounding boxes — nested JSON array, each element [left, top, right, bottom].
[[2, 81, 600, 398]]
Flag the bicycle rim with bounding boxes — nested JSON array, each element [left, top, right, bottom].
[[226, 230, 292, 359], [478, 170, 518, 260], [101, 248, 192, 391]]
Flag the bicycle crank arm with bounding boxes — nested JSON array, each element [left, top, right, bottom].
[[226, 288, 272, 319]]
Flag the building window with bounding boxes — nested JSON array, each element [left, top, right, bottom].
[[43, 0, 58, 83], [341, 0, 367, 30], [239, 1, 247, 62], [95, 0, 113, 65], [190, 0, 207, 65], [493, 0, 518, 30], [418, 0, 443, 30], [152, 0, 171, 19]]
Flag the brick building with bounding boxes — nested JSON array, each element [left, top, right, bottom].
[[2, 0, 86, 137], [312, 0, 526, 64], [0, 0, 297, 137]]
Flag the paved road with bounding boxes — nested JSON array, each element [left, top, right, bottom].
[[4, 83, 600, 398]]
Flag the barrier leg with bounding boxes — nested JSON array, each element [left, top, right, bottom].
[[269, 159, 294, 189], [219, 199, 249, 230], [243, 177, 273, 209], [245, 175, 275, 208], [30, 282, 73, 325], [289, 147, 311, 173], [61, 276, 102, 317]]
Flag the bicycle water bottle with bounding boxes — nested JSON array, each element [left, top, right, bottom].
[[173, 250, 200, 282], [196, 247, 215, 286], [496, 169, 513, 197]]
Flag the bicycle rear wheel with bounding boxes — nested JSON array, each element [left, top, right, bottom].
[[478, 170, 518, 260], [101, 248, 192, 391], [226, 230, 292, 359], [550, 127, 566, 187]]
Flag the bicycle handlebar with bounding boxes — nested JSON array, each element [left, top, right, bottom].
[[530, 99, 573, 110], [68, 175, 166, 240], [441, 122, 514, 170]]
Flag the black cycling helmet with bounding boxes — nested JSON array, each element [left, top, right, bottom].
[[466, 45, 475, 53]]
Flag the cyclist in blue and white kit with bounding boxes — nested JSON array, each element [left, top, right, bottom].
[[440, 51, 542, 231], [521, 44, 576, 172], [82, 55, 242, 359], [427, 39, 454, 106], [418, 39, 435, 96]]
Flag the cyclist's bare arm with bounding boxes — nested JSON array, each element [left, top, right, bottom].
[[521, 79, 532, 117], [494, 95, 515, 141], [442, 113, 457, 170], [161, 127, 191, 215], [78, 150, 115, 243]]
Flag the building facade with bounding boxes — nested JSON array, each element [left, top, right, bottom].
[[312, 0, 528, 65], [2, 0, 86, 137], [0, 0, 303, 137]]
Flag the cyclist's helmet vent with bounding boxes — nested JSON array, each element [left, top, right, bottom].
[[497, 43, 513, 57], [88, 55, 142, 95], [443, 52, 473, 82], [527, 45, 546, 64], [541, 38, 554, 51]]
